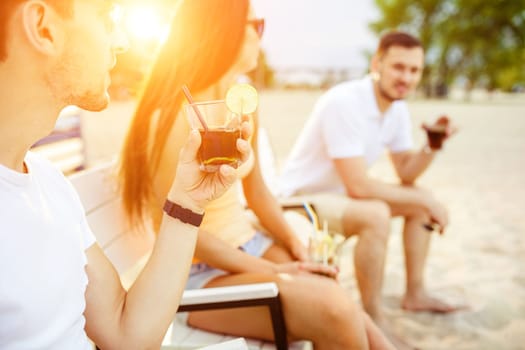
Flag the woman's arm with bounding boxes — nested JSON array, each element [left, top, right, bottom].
[[193, 228, 337, 277], [242, 122, 308, 261], [194, 229, 277, 273]]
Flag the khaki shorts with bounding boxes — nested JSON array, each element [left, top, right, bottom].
[[287, 192, 352, 234]]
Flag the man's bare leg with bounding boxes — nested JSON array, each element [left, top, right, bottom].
[[341, 200, 416, 349], [394, 206, 464, 313], [341, 199, 390, 320]]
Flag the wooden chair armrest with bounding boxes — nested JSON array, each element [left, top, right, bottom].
[[179, 282, 278, 307], [178, 282, 288, 350]]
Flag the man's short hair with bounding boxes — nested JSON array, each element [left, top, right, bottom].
[[0, 0, 72, 61], [376, 31, 422, 57]]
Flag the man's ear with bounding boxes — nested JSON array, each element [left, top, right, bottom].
[[369, 54, 381, 80], [370, 54, 380, 73], [21, 1, 62, 56]]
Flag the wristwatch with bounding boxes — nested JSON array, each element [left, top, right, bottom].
[[163, 199, 204, 226]]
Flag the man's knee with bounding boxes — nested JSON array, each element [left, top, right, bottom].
[[398, 185, 436, 218], [342, 199, 391, 237], [371, 199, 391, 221], [366, 200, 391, 236]]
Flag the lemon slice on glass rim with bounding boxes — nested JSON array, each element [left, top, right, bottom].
[[225, 83, 258, 114]]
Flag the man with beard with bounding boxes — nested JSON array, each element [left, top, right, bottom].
[[279, 31, 461, 349], [0, 1, 249, 349]]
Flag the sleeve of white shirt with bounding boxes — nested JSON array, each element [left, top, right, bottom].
[[320, 94, 366, 159], [65, 179, 97, 250], [388, 104, 414, 153], [78, 209, 96, 249]]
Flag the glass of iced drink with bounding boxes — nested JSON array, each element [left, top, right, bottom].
[[185, 100, 241, 172], [308, 229, 344, 268]]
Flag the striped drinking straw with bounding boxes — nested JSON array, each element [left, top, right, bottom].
[[302, 202, 320, 238]]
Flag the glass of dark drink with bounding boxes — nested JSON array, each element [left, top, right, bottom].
[[185, 100, 241, 172], [423, 115, 450, 150], [424, 125, 447, 150]]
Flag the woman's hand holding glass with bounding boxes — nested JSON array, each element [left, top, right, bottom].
[[167, 115, 252, 213]]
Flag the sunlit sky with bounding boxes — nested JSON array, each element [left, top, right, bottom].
[[252, 0, 380, 71]]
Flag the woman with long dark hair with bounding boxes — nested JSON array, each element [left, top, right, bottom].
[[120, 1, 393, 348]]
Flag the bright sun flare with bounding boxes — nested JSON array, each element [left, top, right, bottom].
[[123, 5, 169, 44]]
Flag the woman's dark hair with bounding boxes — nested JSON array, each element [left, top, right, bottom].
[[119, 0, 249, 225]]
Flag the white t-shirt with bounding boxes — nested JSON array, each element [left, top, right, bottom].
[[0, 152, 95, 350], [280, 76, 413, 196]]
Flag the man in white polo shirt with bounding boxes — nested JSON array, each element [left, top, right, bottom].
[[280, 31, 460, 346]]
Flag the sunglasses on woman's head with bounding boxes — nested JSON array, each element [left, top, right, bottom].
[[247, 18, 265, 38]]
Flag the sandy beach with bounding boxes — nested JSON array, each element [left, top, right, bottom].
[[81, 90, 525, 349]]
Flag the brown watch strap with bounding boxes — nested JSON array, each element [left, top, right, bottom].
[[163, 199, 204, 227]]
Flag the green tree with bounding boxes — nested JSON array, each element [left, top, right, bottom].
[[371, 0, 525, 97]]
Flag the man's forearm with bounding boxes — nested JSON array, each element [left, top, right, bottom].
[[351, 177, 429, 211], [336, 157, 430, 210], [397, 147, 436, 184]]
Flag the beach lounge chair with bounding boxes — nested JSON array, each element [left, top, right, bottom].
[[69, 162, 311, 350]]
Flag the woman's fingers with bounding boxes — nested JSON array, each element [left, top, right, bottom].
[[299, 261, 339, 279], [241, 117, 251, 140], [237, 138, 251, 163], [179, 129, 201, 164], [218, 164, 236, 186]]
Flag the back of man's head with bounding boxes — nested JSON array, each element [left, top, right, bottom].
[[376, 31, 422, 57], [0, 0, 72, 61]]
